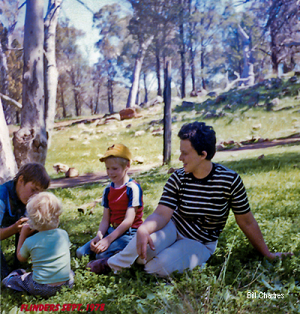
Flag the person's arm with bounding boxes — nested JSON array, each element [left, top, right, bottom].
[[16, 224, 35, 263], [136, 204, 174, 260], [235, 212, 292, 259], [0, 217, 28, 241], [90, 207, 110, 253]]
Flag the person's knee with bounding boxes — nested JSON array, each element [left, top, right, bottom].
[[144, 258, 172, 277], [76, 246, 87, 258]]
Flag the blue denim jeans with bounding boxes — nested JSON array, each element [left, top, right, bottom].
[[76, 227, 137, 259]]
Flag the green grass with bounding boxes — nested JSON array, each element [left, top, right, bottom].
[[2, 82, 300, 313]]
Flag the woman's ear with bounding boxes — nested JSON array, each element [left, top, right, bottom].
[[201, 151, 208, 159]]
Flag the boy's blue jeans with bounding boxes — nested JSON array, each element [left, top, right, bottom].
[[76, 227, 137, 259]]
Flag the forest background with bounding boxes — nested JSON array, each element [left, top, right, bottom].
[[2, 0, 300, 125]]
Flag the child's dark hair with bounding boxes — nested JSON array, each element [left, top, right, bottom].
[[14, 163, 50, 189], [178, 122, 216, 160]]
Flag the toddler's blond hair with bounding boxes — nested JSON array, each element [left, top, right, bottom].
[[26, 192, 62, 231]]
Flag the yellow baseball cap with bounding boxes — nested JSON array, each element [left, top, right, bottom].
[[99, 144, 132, 162]]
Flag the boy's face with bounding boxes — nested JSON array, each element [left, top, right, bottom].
[[179, 139, 206, 174], [105, 158, 129, 187], [16, 176, 43, 204]]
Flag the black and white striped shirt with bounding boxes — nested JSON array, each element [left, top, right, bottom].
[[159, 164, 250, 243]]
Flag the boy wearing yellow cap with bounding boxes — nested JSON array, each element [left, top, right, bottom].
[[76, 144, 144, 266]]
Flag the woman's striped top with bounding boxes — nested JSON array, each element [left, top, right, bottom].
[[158, 163, 250, 242]]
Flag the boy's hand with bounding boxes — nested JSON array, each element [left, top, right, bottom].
[[91, 237, 112, 254], [14, 217, 28, 233], [136, 227, 155, 260], [20, 223, 35, 238], [90, 236, 100, 252]]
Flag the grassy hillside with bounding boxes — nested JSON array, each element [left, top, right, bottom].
[[1, 78, 300, 313]]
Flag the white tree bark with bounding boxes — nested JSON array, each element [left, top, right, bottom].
[[126, 35, 154, 108], [0, 98, 18, 184], [0, 93, 22, 109], [44, 0, 63, 147], [238, 24, 255, 86], [0, 39, 13, 124], [13, 0, 47, 168]]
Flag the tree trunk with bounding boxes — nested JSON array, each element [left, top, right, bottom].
[[0, 98, 18, 183], [238, 24, 254, 86], [74, 89, 81, 116], [190, 48, 196, 92], [126, 35, 154, 108], [270, 26, 279, 75], [179, 0, 186, 99], [58, 83, 67, 118], [143, 72, 148, 103], [94, 82, 101, 114], [135, 79, 140, 105], [89, 99, 94, 115], [0, 39, 13, 125], [155, 42, 162, 96], [13, 0, 47, 168], [163, 60, 172, 165], [109, 79, 114, 113], [107, 79, 114, 114], [188, 0, 196, 93], [44, 0, 63, 146], [200, 49, 206, 90]]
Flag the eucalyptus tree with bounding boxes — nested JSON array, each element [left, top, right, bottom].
[[220, 2, 266, 86], [44, 0, 63, 145], [177, 0, 188, 98], [190, 0, 229, 90], [0, 25, 12, 123], [125, 0, 162, 108], [91, 64, 105, 115], [0, 97, 18, 184], [12, 0, 46, 168], [94, 3, 130, 112], [57, 72, 68, 118], [249, 0, 300, 74], [151, 0, 180, 97], [0, 0, 63, 178], [12, 0, 63, 168], [0, 0, 20, 124], [6, 38, 23, 124], [56, 20, 87, 117]]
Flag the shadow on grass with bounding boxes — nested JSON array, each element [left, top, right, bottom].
[[219, 150, 300, 175]]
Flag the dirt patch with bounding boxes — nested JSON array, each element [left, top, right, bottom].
[[49, 164, 156, 189]]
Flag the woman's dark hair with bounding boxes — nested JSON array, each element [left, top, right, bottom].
[[178, 122, 216, 160]]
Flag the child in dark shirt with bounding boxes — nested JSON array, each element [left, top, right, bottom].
[[0, 163, 50, 279]]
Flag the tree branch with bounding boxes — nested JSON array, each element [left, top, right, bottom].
[[18, 1, 26, 10], [76, 0, 94, 15], [256, 47, 271, 56], [281, 41, 300, 48], [0, 93, 22, 109]]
